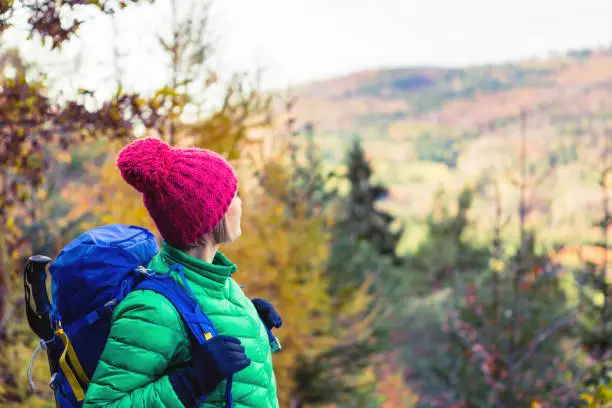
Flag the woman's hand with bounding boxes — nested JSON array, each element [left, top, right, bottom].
[[169, 335, 250, 407], [251, 298, 283, 330]]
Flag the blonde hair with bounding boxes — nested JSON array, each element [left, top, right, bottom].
[[183, 216, 231, 249]]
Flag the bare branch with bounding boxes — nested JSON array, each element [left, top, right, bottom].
[[512, 312, 576, 369]]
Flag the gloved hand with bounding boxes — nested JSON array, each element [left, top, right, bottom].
[[169, 335, 250, 407], [252, 298, 283, 330]]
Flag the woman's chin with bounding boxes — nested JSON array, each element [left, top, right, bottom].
[[228, 228, 242, 243]]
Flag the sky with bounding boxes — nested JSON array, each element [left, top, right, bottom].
[[5, 0, 612, 101], [211, 0, 612, 86]]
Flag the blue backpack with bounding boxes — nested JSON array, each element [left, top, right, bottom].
[[24, 224, 278, 408]]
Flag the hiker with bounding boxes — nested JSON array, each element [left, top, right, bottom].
[[82, 137, 282, 407]]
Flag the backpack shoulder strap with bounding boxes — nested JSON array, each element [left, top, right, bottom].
[[135, 265, 215, 344], [134, 264, 233, 408]]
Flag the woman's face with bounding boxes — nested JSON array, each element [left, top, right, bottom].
[[224, 194, 242, 241]]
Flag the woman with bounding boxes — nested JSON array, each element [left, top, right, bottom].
[[82, 137, 282, 408]]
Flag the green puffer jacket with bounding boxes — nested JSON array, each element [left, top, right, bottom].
[[82, 241, 279, 408]]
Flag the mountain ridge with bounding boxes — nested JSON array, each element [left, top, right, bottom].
[[276, 45, 612, 250], [284, 46, 612, 133]]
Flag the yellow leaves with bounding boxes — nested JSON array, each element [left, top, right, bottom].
[[4, 213, 24, 259], [26, 153, 43, 170], [100, 214, 114, 225], [0, 331, 57, 404], [580, 383, 612, 408], [58, 141, 158, 240], [90, 151, 158, 233], [56, 150, 72, 164], [582, 394, 596, 405], [490, 258, 505, 273], [56, 218, 67, 230], [5, 216, 15, 230], [592, 292, 606, 307], [35, 188, 47, 201]]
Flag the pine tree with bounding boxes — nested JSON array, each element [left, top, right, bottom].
[[327, 137, 407, 314], [574, 114, 612, 391], [403, 232, 579, 407], [339, 138, 404, 266], [435, 234, 578, 407], [409, 185, 490, 290], [223, 141, 379, 408], [321, 137, 410, 406], [403, 111, 581, 407]]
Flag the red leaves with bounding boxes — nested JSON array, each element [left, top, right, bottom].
[[1, 1, 146, 49], [466, 283, 477, 305], [0, 62, 165, 231], [26, 1, 81, 49]]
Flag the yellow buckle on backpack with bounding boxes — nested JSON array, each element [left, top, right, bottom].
[[56, 322, 90, 401]]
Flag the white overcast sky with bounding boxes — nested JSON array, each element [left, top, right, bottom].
[[4, 0, 612, 101]]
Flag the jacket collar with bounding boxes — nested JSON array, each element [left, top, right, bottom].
[[158, 241, 237, 287]]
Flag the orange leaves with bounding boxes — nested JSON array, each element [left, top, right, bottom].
[[376, 355, 419, 407], [85, 145, 159, 235]]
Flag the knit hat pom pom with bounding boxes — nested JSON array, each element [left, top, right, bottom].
[[117, 137, 172, 194]]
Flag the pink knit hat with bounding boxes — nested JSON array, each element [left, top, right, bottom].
[[116, 137, 238, 248]]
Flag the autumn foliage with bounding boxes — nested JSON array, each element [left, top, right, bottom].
[[3, 2, 612, 408]]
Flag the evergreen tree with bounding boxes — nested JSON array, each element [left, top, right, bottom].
[[405, 232, 580, 408], [235, 120, 381, 407], [406, 111, 582, 407], [327, 137, 407, 306], [340, 138, 404, 266], [323, 137, 408, 406], [574, 119, 612, 392], [409, 186, 490, 290]]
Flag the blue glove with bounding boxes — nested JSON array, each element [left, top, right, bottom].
[[169, 335, 250, 407], [252, 298, 283, 330]]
